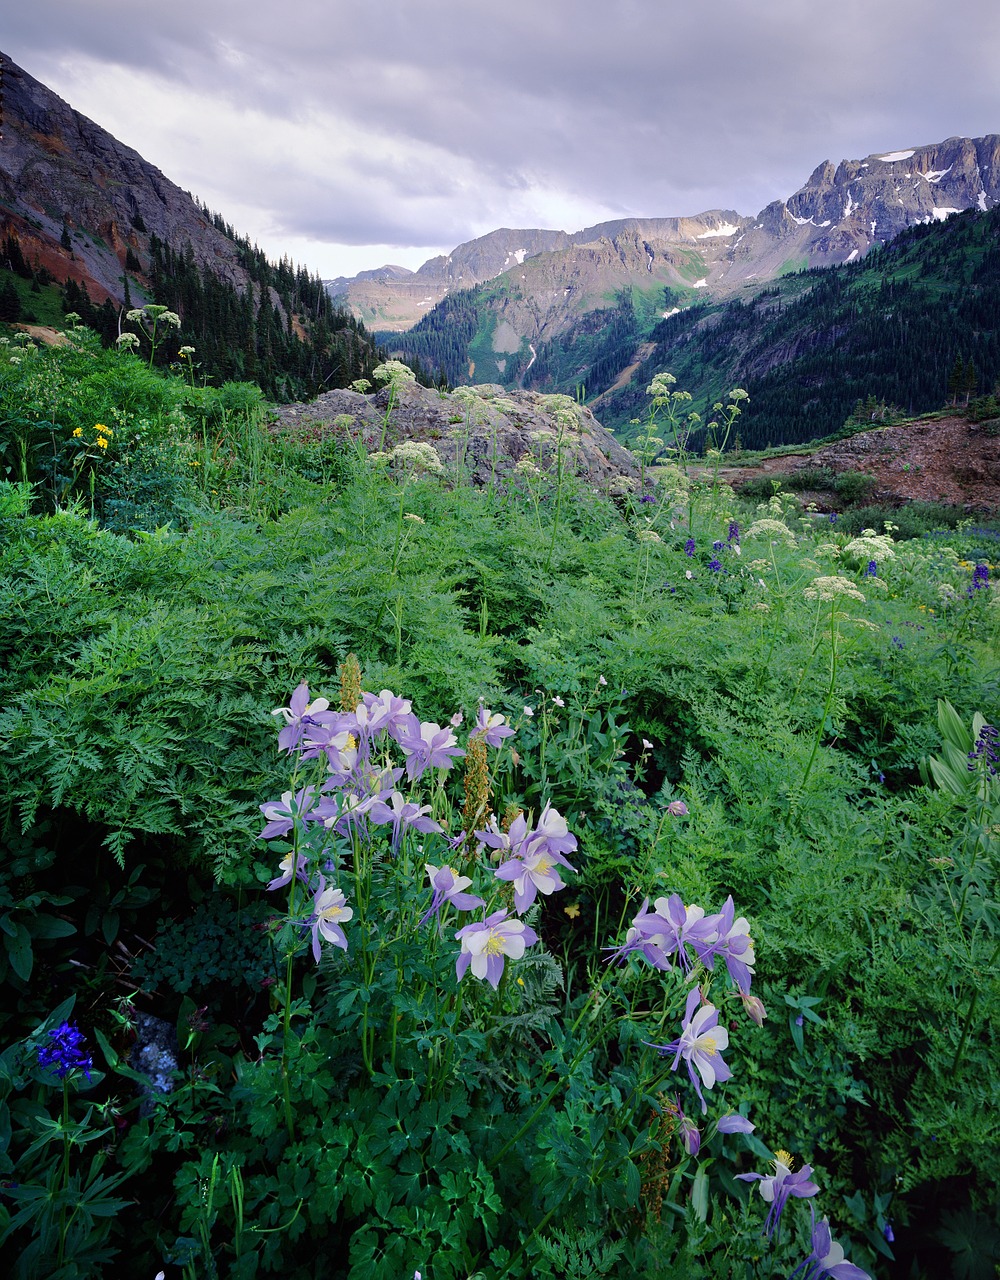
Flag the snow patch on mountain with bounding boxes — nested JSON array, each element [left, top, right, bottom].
[[878, 149, 916, 162], [696, 222, 740, 238]]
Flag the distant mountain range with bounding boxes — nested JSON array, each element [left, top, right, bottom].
[[327, 134, 1000, 340], [343, 136, 1000, 445]]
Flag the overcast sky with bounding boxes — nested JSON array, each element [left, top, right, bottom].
[[5, 1, 1000, 279]]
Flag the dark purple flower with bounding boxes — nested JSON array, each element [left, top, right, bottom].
[[37, 1022, 93, 1081], [967, 724, 999, 776], [736, 1151, 819, 1239], [865, 560, 878, 577], [891, 636, 904, 650], [684, 538, 696, 557], [640, 493, 656, 504], [829, 513, 838, 523], [882, 1222, 895, 1245], [727, 521, 741, 543], [713, 540, 725, 551], [708, 558, 723, 573]]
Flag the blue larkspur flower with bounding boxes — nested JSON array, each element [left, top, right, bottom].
[[37, 1022, 92, 1081]]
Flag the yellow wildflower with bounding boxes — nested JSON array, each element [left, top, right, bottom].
[[96, 437, 109, 450], [71, 427, 83, 438]]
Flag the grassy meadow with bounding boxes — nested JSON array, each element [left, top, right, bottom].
[[0, 323, 998, 1279]]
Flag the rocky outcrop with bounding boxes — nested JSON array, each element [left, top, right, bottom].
[[272, 381, 639, 487]]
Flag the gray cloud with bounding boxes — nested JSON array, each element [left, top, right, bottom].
[[4, 0, 1000, 274]]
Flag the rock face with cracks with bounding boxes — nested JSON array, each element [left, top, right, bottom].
[[272, 381, 640, 488]]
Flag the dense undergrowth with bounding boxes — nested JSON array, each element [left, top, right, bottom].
[[0, 329, 998, 1279]]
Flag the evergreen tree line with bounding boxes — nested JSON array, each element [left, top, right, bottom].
[[1, 222, 383, 401], [374, 287, 485, 386]]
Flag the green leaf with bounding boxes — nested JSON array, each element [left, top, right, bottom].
[[7, 923, 32, 981]]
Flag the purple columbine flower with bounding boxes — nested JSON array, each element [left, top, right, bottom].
[[37, 1022, 93, 1081], [259, 787, 320, 840], [368, 791, 442, 851], [684, 538, 696, 557], [356, 688, 413, 739], [470, 705, 516, 748], [455, 909, 538, 989], [495, 844, 576, 912], [271, 682, 336, 753], [418, 864, 485, 926], [395, 718, 466, 780], [648, 986, 731, 1113], [266, 850, 310, 891], [701, 896, 756, 992], [736, 1150, 819, 1239], [308, 876, 353, 960], [717, 1113, 756, 1134], [652, 894, 721, 971], [666, 1095, 701, 1156], [604, 897, 674, 969], [790, 1209, 872, 1279]]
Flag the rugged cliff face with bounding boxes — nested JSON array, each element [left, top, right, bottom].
[[0, 52, 259, 305]]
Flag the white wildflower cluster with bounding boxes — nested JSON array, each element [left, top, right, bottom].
[[803, 575, 866, 602], [636, 529, 663, 544], [745, 518, 797, 546], [843, 529, 896, 565], [390, 441, 445, 475], [372, 360, 417, 388], [514, 457, 541, 477], [656, 463, 689, 505]]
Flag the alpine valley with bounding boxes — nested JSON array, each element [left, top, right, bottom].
[[337, 137, 1000, 446], [3, 45, 1000, 446]]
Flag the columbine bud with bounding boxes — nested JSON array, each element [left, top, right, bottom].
[[740, 992, 768, 1026]]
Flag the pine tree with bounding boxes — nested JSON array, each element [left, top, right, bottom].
[[963, 358, 977, 405], [947, 354, 965, 405]]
